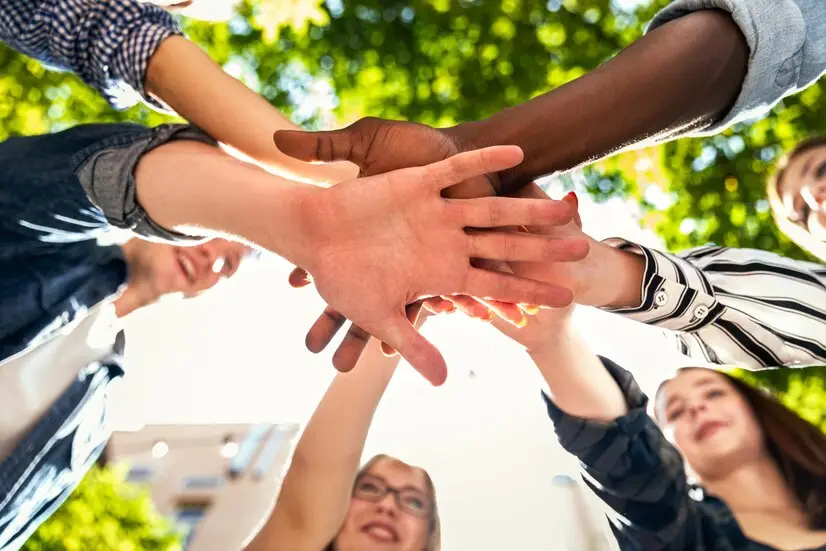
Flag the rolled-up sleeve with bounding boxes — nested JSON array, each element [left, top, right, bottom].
[[543, 357, 703, 550], [647, 0, 826, 135], [71, 123, 218, 242], [0, 0, 183, 111]]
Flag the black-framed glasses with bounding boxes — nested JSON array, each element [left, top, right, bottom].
[[353, 474, 431, 518]]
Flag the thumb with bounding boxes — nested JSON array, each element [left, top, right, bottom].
[[380, 316, 447, 386], [274, 126, 365, 165]]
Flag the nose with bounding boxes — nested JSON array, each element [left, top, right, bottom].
[[804, 179, 826, 212], [374, 492, 399, 517], [686, 399, 708, 419]]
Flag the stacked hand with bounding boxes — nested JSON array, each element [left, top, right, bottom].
[[276, 144, 589, 385]]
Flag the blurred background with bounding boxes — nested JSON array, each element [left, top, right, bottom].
[[3, 0, 824, 549]]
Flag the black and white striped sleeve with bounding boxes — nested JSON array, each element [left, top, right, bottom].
[[602, 238, 826, 370]]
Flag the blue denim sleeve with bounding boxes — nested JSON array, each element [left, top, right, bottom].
[[647, 0, 826, 135], [0, 123, 217, 253], [0, 0, 182, 110], [543, 357, 705, 551]]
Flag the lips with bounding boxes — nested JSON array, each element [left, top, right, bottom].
[[176, 251, 198, 283], [362, 521, 400, 543], [695, 420, 726, 442]]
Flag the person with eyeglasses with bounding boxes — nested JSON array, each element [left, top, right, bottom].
[[244, 313, 444, 551]]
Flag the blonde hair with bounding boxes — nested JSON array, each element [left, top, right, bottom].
[[766, 136, 826, 262], [326, 454, 442, 551]]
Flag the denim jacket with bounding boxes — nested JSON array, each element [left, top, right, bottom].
[[0, 122, 212, 549]]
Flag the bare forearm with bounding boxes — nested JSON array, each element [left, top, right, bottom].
[[246, 339, 401, 550], [451, 9, 748, 193], [528, 322, 627, 422], [579, 241, 646, 309], [134, 139, 312, 266], [145, 36, 358, 183]]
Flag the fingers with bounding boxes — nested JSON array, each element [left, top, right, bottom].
[[466, 230, 590, 262], [379, 317, 448, 386], [305, 306, 348, 354], [381, 303, 424, 356], [444, 295, 493, 320], [463, 267, 574, 308], [482, 299, 527, 327], [332, 324, 372, 373], [422, 297, 456, 315], [451, 197, 573, 228], [420, 146, 524, 192], [515, 184, 583, 229], [274, 126, 364, 165], [289, 267, 312, 288]]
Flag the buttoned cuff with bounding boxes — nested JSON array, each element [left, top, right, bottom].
[[647, 0, 807, 135], [601, 238, 725, 332]]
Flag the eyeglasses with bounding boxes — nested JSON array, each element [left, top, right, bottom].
[[353, 475, 431, 518]]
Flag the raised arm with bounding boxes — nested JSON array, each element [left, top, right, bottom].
[[0, 0, 356, 183], [243, 333, 420, 551], [480, 187, 826, 370], [490, 302, 710, 550]]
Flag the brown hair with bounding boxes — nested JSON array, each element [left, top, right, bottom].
[[657, 368, 826, 529], [325, 454, 442, 551], [766, 135, 826, 261]]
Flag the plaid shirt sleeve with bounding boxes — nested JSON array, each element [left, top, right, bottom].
[[543, 357, 705, 551], [0, 0, 183, 111]]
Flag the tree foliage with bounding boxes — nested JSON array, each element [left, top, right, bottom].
[[22, 467, 181, 551], [0, 1, 824, 426]]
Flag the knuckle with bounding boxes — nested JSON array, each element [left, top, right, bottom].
[[487, 200, 500, 227]]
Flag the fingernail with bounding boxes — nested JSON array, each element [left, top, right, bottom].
[[566, 191, 578, 207], [485, 311, 495, 322], [522, 305, 540, 315], [516, 316, 528, 328]]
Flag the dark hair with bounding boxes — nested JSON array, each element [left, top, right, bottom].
[[324, 454, 441, 551], [658, 369, 826, 529], [767, 135, 826, 261]]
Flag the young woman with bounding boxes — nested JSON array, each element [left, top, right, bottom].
[[244, 312, 447, 551], [768, 135, 826, 261], [491, 282, 826, 549]]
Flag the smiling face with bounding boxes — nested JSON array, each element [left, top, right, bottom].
[[775, 140, 826, 243], [127, 237, 250, 300], [655, 369, 767, 482], [333, 457, 434, 551]]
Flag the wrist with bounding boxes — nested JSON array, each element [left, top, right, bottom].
[[445, 121, 520, 196], [524, 317, 576, 358], [581, 241, 645, 309]]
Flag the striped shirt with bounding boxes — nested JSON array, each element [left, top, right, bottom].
[[544, 356, 826, 551], [0, 0, 182, 110], [606, 239, 826, 369]]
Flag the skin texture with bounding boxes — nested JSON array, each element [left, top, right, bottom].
[[334, 459, 431, 551], [115, 237, 250, 317], [276, 8, 748, 373], [777, 143, 826, 242]]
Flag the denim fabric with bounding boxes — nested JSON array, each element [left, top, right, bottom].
[[0, 355, 124, 550], [648, 0, 826, 135], [0, 123, 210, 549]]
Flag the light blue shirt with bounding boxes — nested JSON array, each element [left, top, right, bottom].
[[649, 0, 826, 135]]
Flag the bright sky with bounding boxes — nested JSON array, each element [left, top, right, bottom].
[[109, 177, 695, 550]]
